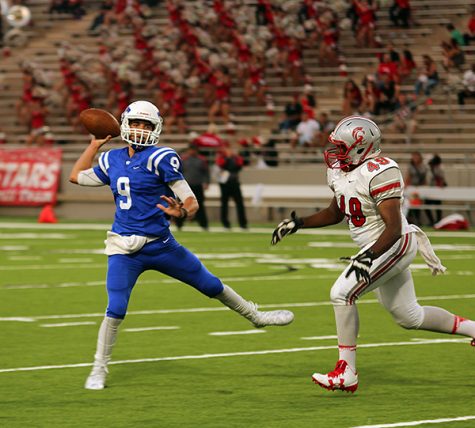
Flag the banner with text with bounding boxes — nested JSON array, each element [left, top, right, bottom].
[[0, 148, 62, 206]]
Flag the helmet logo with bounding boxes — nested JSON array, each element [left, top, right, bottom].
[[352, 127, 365, 143]]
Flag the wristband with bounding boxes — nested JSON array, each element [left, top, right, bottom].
[[180, 207, 188, 219]]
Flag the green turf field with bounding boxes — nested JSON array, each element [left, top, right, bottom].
[[1, 222, 474, 428]]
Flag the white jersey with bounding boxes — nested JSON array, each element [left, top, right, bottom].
[[327, 156, 411, 248]]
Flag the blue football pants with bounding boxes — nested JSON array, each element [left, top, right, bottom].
[[105, 233, 223, 319]]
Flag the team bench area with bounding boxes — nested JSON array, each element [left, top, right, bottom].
[[57, 184, 475, 223]]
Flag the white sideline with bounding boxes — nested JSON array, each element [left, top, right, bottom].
[[0, 338, 468, 374], [351, 415, 475, 428], [1, 294, 475, 322]]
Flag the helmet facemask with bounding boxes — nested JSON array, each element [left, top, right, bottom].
[[121, 120, 162, 147]]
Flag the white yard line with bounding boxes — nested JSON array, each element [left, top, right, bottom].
[[1, 294, 475, 322], [1, 222, 475, 238], [0, 264, 105, 271], [124, 326, 180, 332], [0, 246, 28, 251], [351, 415, 475, 428], [0, 223, 111, 230], [57, 258, 95, 263], [301, 335, 339, 340], [0, 338, 468, 374], [40, 322, 96, 328], [0, 267, 467, 290], [309, 242, 475, 251], [0, 274, 322, 289], [7, 256, 42, 261], [2, 281, 105, 290], [209, 330, 266, 336], [0, 233, 71, 239]]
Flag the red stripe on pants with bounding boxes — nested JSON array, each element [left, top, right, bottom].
[[347, 234, 411, 304]]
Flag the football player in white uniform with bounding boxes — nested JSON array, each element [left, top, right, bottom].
[[271, 116, 475, 393]]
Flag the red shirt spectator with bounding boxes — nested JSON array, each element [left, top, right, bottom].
[[258, 0, 274, 25], [378, 54, 399, 81], [171, 90, 187, 116], [396, 0, 410, 8], [355, 0, 376, 27], [193, 131, 224, 149], [468, 11, 475, 36], [214, 0, 235, 28], [287, 41, 302, 65], [160, 81, 176, 104], [118, 91, 131, 114], [399, 50, 416, 80], [215, 79, 230, 101], [232, 32, 252, 63], [216, 148, 244, 169], [30, 102, 46, 130], [322, 25, 339, 47], [248, 63, 264, 85], [115, 0, 127, 14]]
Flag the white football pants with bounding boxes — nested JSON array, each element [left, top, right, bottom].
[[331, 233, 424, 329]]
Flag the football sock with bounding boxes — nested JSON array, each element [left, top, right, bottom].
[[418, 306, 475, 337], [334, 305, 359, 371], [452, 315, 475, 337], [419, 306, 475, 338], [93, 316, 123, 366], [214, 284, 255, 319]]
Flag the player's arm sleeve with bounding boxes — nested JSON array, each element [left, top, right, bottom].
[[168, 180, 196, 202], [91, 151, 111, 185], [369, 167, 403, 205], [78, 168, 107, 187]]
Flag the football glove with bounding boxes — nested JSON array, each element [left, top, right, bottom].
[[271, 211, 304, 245], [340, 249, 376, 284]]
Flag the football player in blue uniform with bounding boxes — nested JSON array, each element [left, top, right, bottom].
[[70, 101, 294, 390]]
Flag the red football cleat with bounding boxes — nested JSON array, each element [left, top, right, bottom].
[[312, 360, 358, 393]]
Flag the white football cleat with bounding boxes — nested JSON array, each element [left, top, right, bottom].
[[85, 363, 108, 390], [312, 360, 358, 393], [248, 302, 294, 328]]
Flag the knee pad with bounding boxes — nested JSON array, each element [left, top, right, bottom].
[[106, 290, 130, 319], [106, 308, 126, 319], [199, 274, 224, 298], [391, 302, 424, 330], [330, 284, 349, 306]]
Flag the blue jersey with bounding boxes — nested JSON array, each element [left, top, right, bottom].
[[93, 145, 184, 237]]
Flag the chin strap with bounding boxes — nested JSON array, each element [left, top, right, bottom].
[[130, 144, 145, 152]]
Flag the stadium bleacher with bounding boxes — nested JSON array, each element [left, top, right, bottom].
[[1, 0, 475, 221]]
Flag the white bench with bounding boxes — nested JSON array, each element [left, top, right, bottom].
[[56, 184, 475, 222], [205, 184, 475, 221]]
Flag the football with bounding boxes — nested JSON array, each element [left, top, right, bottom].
[[79, 108, 121, 139]]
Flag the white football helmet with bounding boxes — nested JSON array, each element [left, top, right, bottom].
[[324, 116, 381, 170], [120, 100, 163, 147]]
